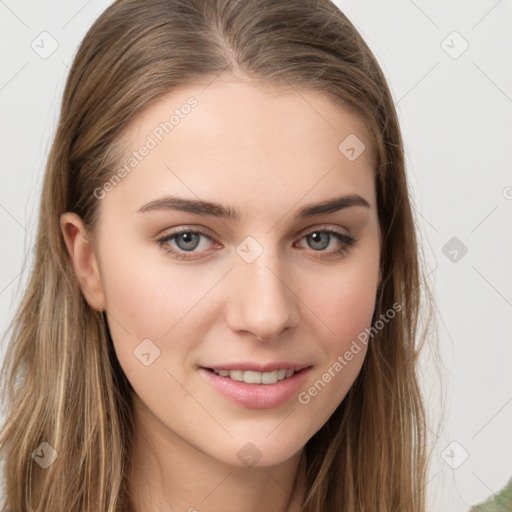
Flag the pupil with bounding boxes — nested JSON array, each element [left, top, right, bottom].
[[309, 232, 328, 250], [178, 233, 198, 251]]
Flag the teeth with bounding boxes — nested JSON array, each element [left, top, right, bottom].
[[244, 371, 262, 384], [212, 368, 297, 384], [229, 370, 244, 381], [261, 370, 278, 384]]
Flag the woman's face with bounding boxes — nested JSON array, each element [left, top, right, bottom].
[[73, 76, 381, 467]]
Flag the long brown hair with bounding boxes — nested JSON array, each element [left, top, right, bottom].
[[0, 0, 437, 510]]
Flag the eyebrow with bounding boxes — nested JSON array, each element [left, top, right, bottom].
[[136, 193, 370, 220]]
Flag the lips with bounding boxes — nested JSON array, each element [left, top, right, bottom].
[[199, 365, 312, 408]]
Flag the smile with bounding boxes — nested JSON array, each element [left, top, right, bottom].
[[199, 365, 312, 408]]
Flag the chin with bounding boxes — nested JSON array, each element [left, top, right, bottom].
[[207, 430, 308, 469]]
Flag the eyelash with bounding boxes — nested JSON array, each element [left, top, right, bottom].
[[156, 226, 357, 261]]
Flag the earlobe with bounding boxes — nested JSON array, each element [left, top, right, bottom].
[[60, 212, 106, 311]]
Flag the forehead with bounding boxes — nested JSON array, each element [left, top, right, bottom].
[[106, 76, 376, 218]]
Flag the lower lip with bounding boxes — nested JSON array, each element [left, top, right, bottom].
[[199, 367, 312, 409]]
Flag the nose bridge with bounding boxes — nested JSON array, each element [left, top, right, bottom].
[[227, 236, 300, 340]]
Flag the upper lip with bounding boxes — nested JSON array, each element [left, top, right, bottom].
[[201, 363, 311, 372]]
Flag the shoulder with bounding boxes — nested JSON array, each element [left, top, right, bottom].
[[469, 477, 512, 512]]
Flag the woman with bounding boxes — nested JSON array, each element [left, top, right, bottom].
[[0, 0, 435, 510]]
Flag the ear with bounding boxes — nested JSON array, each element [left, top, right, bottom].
[[60, 212, 106, 311]]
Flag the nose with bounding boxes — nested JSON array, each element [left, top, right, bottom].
[[225, 250, 300, 341]]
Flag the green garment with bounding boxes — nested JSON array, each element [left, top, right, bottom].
[[470, 477, 512, 511]]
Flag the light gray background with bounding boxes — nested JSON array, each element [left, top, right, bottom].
[[1, 1, 511, 510]]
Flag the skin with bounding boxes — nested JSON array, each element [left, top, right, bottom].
[[61, 75, 382, 512]]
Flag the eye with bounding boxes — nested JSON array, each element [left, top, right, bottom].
[[156, 225, 357, 260], [294, 226, 357, 259], [156, 227, 217, 260]]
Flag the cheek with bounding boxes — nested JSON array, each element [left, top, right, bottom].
[[101, 261, 164, 340], [307, 259, 379, 350], [98, 253, 199, 403], [98, 240, 229, 383], [298, 251, 378, 402], [100, 242, 203, 338], [294, 267, 376, 428], [330, 277, 376, 343], [96, 239, 177, 364]]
